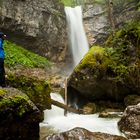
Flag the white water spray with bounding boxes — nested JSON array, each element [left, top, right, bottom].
[[65, 6, 89, 67], [43, 93, 64, 121], [40, 93, 122, 139]]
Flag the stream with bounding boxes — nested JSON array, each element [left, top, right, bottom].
[[39, 93, 124, 140]]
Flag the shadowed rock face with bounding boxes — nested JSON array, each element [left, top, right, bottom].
[[0, 87, 43, 140], [118, 104, 140, 139], [46, 127, 127, 140], [0, 0, 67, 61]]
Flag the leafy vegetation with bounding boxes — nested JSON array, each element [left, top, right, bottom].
[[4, 41, 51, 68], [60, 0, 85, 6], [76, 21, 140, 86]]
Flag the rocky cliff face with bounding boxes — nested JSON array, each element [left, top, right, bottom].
[[0, 0, 67, 61], [0, 0, 139, 62], [83, 0, 140, 45]]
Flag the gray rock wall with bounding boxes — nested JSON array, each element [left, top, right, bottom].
[[0, 0, 67, 61], [0, 0, 139, 61], [83, 0, 140, 45]]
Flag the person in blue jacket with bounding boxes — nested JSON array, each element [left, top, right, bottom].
[[0, 32, 6, 87]]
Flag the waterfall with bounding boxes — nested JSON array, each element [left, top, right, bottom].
[[65, 6, 89, 67]]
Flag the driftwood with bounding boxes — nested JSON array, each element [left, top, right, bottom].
[[51, 99, 83, 114]]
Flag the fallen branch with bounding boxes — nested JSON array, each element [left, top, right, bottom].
[[51, 99, 83, 114]]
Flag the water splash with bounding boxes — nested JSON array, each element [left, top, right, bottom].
[[65, 6, 89, 67], [43, 93, 64, 121], [40, 93, 122, 139]]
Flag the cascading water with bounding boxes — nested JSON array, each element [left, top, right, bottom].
[[40, 4, 124, 140], [65, 6, 89, 67], [40, 93, 122, 139]]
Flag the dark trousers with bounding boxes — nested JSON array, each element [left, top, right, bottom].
[[0, 58, 6, 87]]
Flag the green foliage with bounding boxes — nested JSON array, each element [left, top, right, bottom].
[[4, 41, 51, 68], [93, 0, 106, 5], [105, 21, 140, 82], [138, 2, 140, 11], [76, 21, 140, 85], [60, 0, 76, 6], [106, 21, 140, 50], [60, 0, 85, 6]]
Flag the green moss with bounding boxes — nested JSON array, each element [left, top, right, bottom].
[[75, 21, 140, 87], [0, 89, 7, 96], [76, 46, 103, 70], [4, 41, 51, 68], [0, 90, 31, 117], [75, 46, 112, 77], [59, 0, 86, 6], [106, 21, 140, 48], [7, 73, 52, 110]]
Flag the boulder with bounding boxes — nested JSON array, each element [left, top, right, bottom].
[[46, 127, 127, 140], [0, 87, 42, 140], [67, 22, 140, 108], [6, 70, 52, 111], [118, 104, 140, 139]]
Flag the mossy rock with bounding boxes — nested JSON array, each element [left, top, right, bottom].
[[68, 21, 140, 107], [0, 88, 40, 119], [6, 72, 52, 111], [124, 94, 140, 106], [0, 87, 42, 140]]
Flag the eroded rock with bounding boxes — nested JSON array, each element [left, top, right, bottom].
[[118, 104, 140, 139], [46, 127, 127, 140]]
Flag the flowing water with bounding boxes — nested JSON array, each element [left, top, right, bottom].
[[65, 6, 89, 67], [40, 93, 123, 139], [40, 5, 124, 140]]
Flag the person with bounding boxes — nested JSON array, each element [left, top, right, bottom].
[[0, 32, 6, 87]]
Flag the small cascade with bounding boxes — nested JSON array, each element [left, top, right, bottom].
[[40, 93, 122, 139], [43, 93, 64, 121], [65, 6, 89, 67]]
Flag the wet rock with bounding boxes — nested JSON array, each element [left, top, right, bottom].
[[83, 102, 96, 114], [99, 110, 123, 118], [124, 95, 140, 106], [6, 70, 52, 111], [46, 127, 127, 140], [0, 87, 43, 140], [118, 104, 140, 139]]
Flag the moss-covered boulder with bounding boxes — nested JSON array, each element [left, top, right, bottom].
[[0, 87, 42, 140], [67, 21, 140, 107], [6, 70, 51, 111]]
